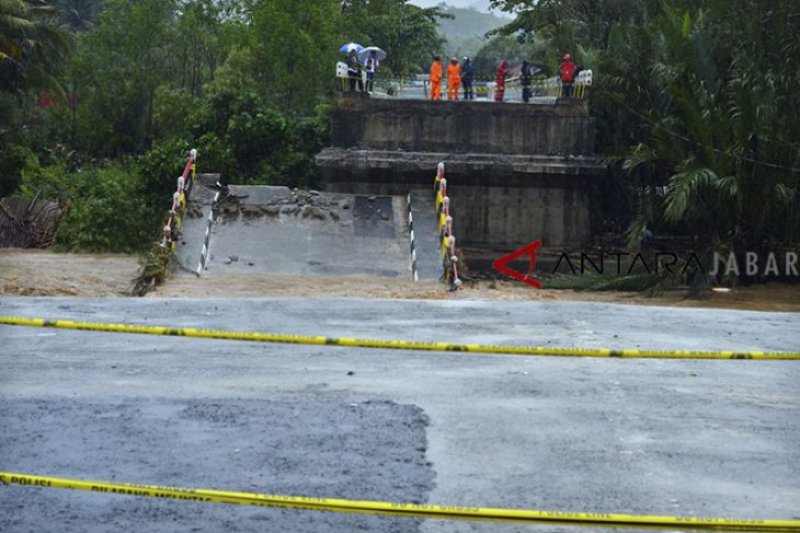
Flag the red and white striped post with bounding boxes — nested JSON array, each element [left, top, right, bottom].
[[448, 235, 462, 289], [434, 162, 445, 191]]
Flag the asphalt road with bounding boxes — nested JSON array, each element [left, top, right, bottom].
[[1, 297, 799, 532]]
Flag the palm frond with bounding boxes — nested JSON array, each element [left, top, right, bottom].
[[714, 175, 739, 198], [622, 143, 657, 173], [664, 165, 718, 223], [775, 183, 796, 204]]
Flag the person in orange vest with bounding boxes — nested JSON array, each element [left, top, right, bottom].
[[446, 57, 461, 100], [559, 53, 576, 98], [494, 60, 508, 102], [429, 55, 443, 100]]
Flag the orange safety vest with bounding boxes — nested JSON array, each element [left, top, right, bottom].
[[430, 60, 442, 83], [447, 64, 461, 85]]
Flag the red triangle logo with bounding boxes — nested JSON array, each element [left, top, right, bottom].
[[492, 241, 543, 289]]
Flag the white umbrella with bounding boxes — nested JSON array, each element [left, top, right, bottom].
[[358, 46, 387, 64]]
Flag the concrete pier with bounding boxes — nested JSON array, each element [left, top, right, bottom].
[[316, 96, 605, 248]]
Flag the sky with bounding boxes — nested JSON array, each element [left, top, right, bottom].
[[408, 1, 505, 15]]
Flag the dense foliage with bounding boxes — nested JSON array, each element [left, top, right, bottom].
[[16, 160, 155, 252], [342, 0, 447, 76], [0, 0, 446, 251], [489, 0, 799, 272]]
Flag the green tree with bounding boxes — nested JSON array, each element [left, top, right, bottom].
[[610, 0, 800, 258], [489, 0, 646, 51], [175, 0, 226, 97], [18, 161, 159, 252], [247, 0, 343, 112], [0, 144, 36, 196], [70, 0, 178, 154], [472, 35, 536, 78], [54, 0, 105, 32], [0, 0, 70, 96], [180, 81, 328, 186], [342, 0, 448, 76], [490, 0, 800, 273]]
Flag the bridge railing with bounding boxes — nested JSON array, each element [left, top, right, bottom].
[[543, 70, 593, 99], [434, 163, 462, 291], [336, 65, 593, 102], [161, 149, 197, 250], [133, 149, 197, 295]]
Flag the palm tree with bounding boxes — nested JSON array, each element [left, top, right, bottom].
[[54, 0, 105, 32], [490, 0, 800, 279], [605, 0, 800, 268], [55, 0, 104, 32], [0, 0, 71, 96]]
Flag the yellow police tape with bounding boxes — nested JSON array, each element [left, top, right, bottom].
[[1, 473, 798, 531], [0, 316, 798, 360]]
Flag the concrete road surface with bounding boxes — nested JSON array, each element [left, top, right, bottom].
[[175, 185, 413, 279], [1, 297, 798, 532]]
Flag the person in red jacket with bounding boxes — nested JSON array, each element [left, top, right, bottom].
[[559, 53, 576, 98], [494, 60, 508, 102]]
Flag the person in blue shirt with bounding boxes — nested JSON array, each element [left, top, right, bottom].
[[461, 57, 474, 100], [521, 60, 533, 103]]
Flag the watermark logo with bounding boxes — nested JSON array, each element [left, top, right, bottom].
[[491, 241, 543, 289], [709, 252, 798, 278], [493, 242, 799, 289]]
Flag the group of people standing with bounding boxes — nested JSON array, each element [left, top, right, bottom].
[[346, 49, 380, 93], [344, 47, 581, 101], [429, 56, 520, 102], [428, 52, 580, 102], [429, 55, 475, 101]]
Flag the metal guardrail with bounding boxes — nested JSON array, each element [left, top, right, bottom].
[[335, 63, 593, 102]]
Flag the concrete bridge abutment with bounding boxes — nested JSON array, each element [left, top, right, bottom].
[[316, 96, 605, 248]]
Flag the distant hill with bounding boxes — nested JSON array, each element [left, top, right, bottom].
[[413, 0, 508, 14], [435, 4, 510, 59]]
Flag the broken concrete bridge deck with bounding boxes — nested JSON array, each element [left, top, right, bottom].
[[175, 184, 441, 280]]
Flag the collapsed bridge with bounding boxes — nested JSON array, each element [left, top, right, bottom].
[[174, 176, 442, 281], [172, 95, 604, 284]]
